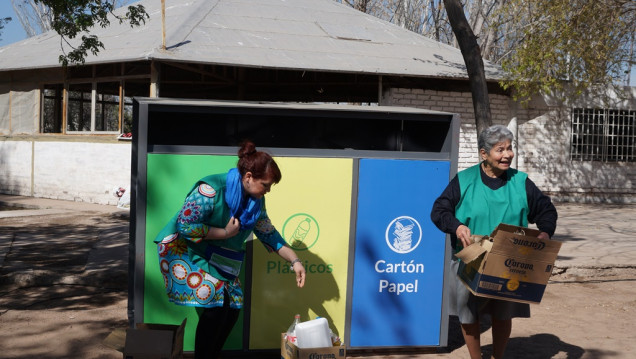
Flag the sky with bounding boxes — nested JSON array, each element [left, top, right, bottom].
[[0, 1, 27, 47], [0, 1, 634, 86]]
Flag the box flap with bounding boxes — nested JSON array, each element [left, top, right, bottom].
[[124, 328, 174, 357], [102, 328, 126, 353], [455, 235, 491, 263], [491, 226, 561, 260], [170, 318, 187, 359], [125, 318, 186, 359], [491, 223, 542, 237]]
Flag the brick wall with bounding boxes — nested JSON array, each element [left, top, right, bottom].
[[383, 87, 636, 203], [382, 88, 512, 170]]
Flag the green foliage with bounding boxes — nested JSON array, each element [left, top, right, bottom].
[[341, 0, 635, 108], [497, 0, 635, 104], [35, 0, 148, 66]]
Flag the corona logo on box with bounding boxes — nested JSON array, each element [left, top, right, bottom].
[[512, 237, 546, 250]]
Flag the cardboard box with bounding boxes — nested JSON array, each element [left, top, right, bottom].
[[281, 333, 346, 359], [103, 318, 186, 359], [455, 224, 561, 304]]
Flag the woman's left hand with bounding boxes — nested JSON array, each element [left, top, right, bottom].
[[537, 231, 551, 240], [292, 261, 306, 288]]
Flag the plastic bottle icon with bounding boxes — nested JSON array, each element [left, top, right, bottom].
[[290, 218, 311, 244]]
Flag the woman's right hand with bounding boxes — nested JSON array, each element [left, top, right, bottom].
[[456, 224, 472, 248]]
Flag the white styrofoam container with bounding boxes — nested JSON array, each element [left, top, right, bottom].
[[295, 317, 331, 348]]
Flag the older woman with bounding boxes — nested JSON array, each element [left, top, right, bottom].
[[155, 141, 306, 359], [430, 124, 557, 359]]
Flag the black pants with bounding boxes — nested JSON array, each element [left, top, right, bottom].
[[194, 289, 241, 359]]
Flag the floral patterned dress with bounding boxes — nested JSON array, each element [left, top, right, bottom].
[[156, 173, 287, 309]]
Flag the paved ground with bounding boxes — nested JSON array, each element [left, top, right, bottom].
[[0, 194, 635, 358]]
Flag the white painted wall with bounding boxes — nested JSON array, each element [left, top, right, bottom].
[[0, 140, 131, 205], [0, 140, 33, 195]]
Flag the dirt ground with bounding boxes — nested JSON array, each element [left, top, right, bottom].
[[1, 210, 635, 358], [443, 268, 636, 359], [1, 269, 635, 359]]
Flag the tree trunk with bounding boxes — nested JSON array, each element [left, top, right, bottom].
[[443, 0, 492, 135], [354, 0, 370, 12]]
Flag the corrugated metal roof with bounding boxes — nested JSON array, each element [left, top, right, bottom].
[[0, 0, 503, 80]]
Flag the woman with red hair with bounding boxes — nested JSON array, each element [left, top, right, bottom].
[[155, 140, 306, 359]]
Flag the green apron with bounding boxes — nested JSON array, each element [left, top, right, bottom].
[[455, 163, 528, 251]]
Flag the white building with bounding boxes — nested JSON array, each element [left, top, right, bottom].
[[0, 0, 634, 204]]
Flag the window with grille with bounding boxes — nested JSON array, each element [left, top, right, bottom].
[[570, 108, 636, 162]]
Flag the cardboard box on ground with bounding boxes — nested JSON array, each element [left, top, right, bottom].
[[281, 333, 347, 359], [455, 223, 562, 304], [103, 318, 187, 359]]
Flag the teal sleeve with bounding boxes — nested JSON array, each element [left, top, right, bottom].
[[175, 183, 215, 243], [253, 210, 287, 252]]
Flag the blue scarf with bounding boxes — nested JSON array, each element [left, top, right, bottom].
[[225, 168, 263, 230]]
